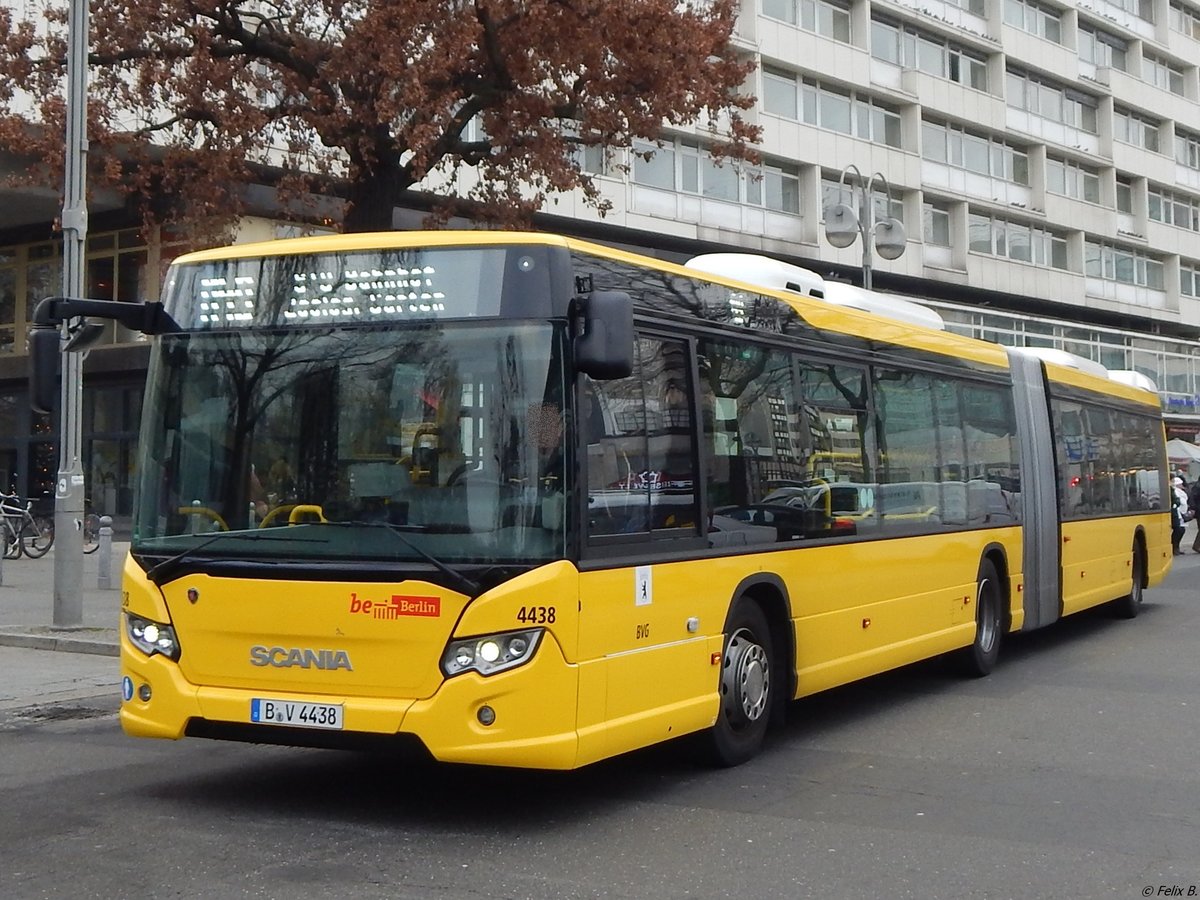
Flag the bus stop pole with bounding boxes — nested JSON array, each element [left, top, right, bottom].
[[52, 0, 89, 627]]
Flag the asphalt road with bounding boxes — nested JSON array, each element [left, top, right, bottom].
[[2, 559, 1198, 899]]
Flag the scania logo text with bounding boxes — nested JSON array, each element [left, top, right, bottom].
[[249, 645, 353, 670]]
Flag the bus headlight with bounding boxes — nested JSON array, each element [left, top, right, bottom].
[[124, 612, 181, 661], [441, 629, 543, 678]]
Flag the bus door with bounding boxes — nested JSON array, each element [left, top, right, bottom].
[[575, 335, 716, 759]]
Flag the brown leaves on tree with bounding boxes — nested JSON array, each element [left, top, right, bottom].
[[0, 0, 759, 240]]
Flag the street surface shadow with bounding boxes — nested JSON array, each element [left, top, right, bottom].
[[138, 597, 1151, 827]]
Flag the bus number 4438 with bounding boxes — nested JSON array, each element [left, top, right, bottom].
[[516, 606, 556, 624]]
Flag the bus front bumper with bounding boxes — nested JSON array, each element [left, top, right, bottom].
[[119, 635, 582, 770]]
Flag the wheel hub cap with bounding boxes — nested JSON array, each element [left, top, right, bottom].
[[723, 629, 769, 722]]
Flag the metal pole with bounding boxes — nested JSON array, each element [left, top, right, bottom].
[[53, 0, 89, 627], [859, 183, 873, 291], [97, 515, 113, 589]]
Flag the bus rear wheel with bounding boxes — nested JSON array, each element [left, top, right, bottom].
[[961, 558, 1002, 677], [705, 600, 773, 767]]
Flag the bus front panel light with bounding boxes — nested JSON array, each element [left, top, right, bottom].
[[442, 629, 544, 678], [125, 613, 181, 661]]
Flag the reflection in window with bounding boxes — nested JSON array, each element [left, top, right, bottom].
[[700, 341, 805, 544], [874, 371, 1020, 533], [585, 337, 699, 539], [1052, 398, 1166, 518]]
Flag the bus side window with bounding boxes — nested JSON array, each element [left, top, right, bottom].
[[699, 339, 806, 543], [584, 337, 700, 539]]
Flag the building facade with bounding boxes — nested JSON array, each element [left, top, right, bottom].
[[2, 0, 1200, 525]]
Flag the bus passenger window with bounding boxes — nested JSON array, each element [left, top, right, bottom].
[[792, 359, 875, 539], [699, 340, 806, 544]]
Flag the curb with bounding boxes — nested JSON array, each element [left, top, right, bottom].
[[0, 629, 119, 657]]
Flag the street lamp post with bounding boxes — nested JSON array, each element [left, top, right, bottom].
[[823, 164, 906, 290], [54, 0, 90, 626]]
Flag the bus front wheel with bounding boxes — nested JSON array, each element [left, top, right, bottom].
[[1113, 540, 1145, 619], [705, 600, 773, 767], [961, 558, 1003, 677]]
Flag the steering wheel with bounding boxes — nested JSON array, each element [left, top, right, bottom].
[[176, 505, 229, 531]]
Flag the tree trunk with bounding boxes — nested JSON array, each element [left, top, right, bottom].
[[342, 167, 407, 233]]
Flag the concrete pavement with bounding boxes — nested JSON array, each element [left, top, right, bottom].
[[0, 540, 127, 713], [0, 540, 127, 656]]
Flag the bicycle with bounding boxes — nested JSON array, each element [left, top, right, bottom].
[[0, 491, 54, 559], [82, 510, 101, 554]]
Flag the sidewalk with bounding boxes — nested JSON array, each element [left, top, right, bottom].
[[0, 540, 127, 657]]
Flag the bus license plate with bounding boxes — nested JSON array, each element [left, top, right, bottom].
[[251, 698, 343, 730]]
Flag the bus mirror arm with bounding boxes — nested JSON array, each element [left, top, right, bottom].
[[574, 290, 634, 380], [28, 297, 181, 414], [31, 296, 180, 334]]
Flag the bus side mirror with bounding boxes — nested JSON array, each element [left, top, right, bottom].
[[28, 325, 60, 415], [576, 291, 633, 380]]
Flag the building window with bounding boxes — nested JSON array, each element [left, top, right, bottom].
[[1181, 262, 1200, 297], [1045, 157, 1101, 204], [1177, 130, 1200, 170], [1113, 0, 1157, 23], [765, 69, 903, 148], [633, 139, 801, 214], [1114, 107, 1162, 153], [1142, 53, 1186, 95], [1084, 241, 1166, 289], [1116, 177, 1134, 213], [1078, 25, 1128, 71], [1004, 0, 1062, 43], [923, 202, 952, 246], [763, 0, 852, 42], [945, 0, 987, 15], [763, 66, 799, 119], [969, 212, 1069, 269], [1148, 186, 1200, 232], [746, 161, 803, 214], [1170, 1, 1200, 39], [870, 19, 989, 90], [565, 123, 619, 177], [633, 142, 676, 190], [0, 229, 171, 356], [922, 119, 1029, 185], [1006, 69, 1098, 134]]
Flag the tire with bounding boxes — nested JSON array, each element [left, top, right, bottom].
[[82, 513, 101, 554], [704, 600, 774, 767], [20, 515, 53, 558], [1113, 539, 1145, 620], [2, 520, 20, 560], [960, 558, 1003, 677]]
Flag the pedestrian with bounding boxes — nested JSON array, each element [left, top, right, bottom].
[[1171, 476, 1187, 555], [1189, 477, 1200, 553]]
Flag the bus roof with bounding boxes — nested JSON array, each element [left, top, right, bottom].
[[168, 231, 1163, 409], [171, 230, 575, 264]]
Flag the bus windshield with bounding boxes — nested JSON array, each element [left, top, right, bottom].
[[133, 322, 570, 566]]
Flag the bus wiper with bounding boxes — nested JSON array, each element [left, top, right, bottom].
[[332, 521, 481, 597], [143, 530, 327, 586]]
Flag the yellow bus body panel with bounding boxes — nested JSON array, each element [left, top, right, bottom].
[[120, 509, 1169, 769], [1060, 513, 1171, 615]]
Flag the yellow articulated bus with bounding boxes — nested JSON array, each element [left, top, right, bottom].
[[30, 231, 1171, 769]]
